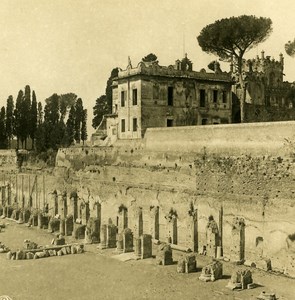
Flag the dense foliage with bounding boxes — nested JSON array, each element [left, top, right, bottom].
[[92, 68, 119, 129], [0, 86, 87, 153], [197, 15, 272, 122]]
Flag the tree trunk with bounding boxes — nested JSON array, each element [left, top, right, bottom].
[[238, 58, 245, 123]]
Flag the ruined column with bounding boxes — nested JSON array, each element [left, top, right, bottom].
[[100, 224, 108, 249], [69, 192, 78, 220], [118, 205, 128, 233], [190, 209, 198, 253], [166, 209, 178, 245], [230, 217, 245, 263], [133, 207, 143, 238], [80, 201, 90, 225], [206, 216, 219, 258], [1, 185, 6, 206], [58, 191, 67, 219], [149, 206, 159, 240]]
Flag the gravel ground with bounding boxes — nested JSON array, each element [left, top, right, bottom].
[[0, 220, 294, 300]]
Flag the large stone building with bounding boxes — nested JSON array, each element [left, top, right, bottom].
[[92, 55, 233, 143], [232, 51, 295, 123]]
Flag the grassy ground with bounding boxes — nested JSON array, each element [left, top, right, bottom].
[[0, 220, 294, 300]]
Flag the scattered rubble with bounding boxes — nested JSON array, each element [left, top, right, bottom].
[[0, 241, 10, 253], [7, 244, 84, 260], [256, 291, 277, 300]]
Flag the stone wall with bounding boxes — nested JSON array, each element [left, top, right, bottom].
[[144, 121, 295, 156], [1, 122, 295, 276]]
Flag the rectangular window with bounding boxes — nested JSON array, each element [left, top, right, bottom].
[[133, 118, 137, 132], [200, 89, 206, 107], [222, 91, 227, 103], [121, 91, 125, 107], [167, 119, 173, 127], [121, 119, 125, 133], [213, 90, 218, 103], [132, 89, 138, 106], [168, 87, 173, 106]]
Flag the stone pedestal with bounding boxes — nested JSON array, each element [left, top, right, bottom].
[[100, 224, 117, 249], [156, 243, 173, 265], [199, 261, 223, 282], [177, 253, 197, 273], [226, 269, 253, 290], [134, 237, 141, 258], [123, 228, 133, 253], [141, 234, 152, 259], [65, 215, 74, 236], [86, 217, 100, 243]]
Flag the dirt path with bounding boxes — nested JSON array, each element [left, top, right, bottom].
[[0, 220, 294, 300]]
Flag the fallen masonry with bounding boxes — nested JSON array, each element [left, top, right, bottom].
[[256, 291, 277, 300], [156, 243, 173, 265], [0, 241, 9, 253], [226, 269, 253, 290], [6, 243, 84, 260], [199, 261, 223, 282], [177, 253, 197, 273]]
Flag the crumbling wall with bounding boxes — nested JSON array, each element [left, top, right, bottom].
[[2, 122, 295, 276]]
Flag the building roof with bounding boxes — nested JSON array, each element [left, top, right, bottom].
[[117, 59, 232, 83]]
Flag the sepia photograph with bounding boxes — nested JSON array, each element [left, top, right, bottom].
[[0, 0, 295, 299]]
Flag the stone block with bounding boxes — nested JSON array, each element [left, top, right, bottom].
[[23, 240, 38, 250], [61, 247, 68, 255], [6, 251, 12, 260], [134, 237, 141, 258], [244, 260, 256, 268], [156, 243, 173, 266], [256, 258, 272, 271], [123, 228, 133, 253], [73, 224, 86, 239], [54, 235, 65, 246], [107, 224, 117, 248], [177, 254, 197, 273], [65, 215, 74, 236], [57, 250, 63, 256], [199, 261, 223, 282], [141, 234, 152, 259], [71, 245, 77, 254], [15, 250, 25, 260], [26, 252, 34, 259], [48, 250, 56, 256], [76, 244, 84, 254], [256, 291, 277, 300], [226, 269, 253, 290]]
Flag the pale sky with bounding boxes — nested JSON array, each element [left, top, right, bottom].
[[0, 0, 295, 135]]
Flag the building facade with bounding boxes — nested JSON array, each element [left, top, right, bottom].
[[109, 55, 233, 140], [232, 51, 295, 123]]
